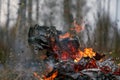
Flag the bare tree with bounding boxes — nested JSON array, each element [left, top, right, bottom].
[[36, 0, 39, 23], [116, 0, 118, 22], [4, 0, 10, 45], [63, 0, 73, 31], [76, 0, 86, 23], [17, 0, 27, 33], [76, 0, 86, 48], [15, 0, 27, 50], [94, 0, 112, 52], [28, 0, 32, 26], [114, 0, 120, 56], [6, 0, 10, 28], [114, 27, 120, 54], [0, 0, 1, 26], [107, 0, 110, 16]]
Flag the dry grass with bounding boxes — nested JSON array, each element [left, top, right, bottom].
[[0, 67, 38, 80]]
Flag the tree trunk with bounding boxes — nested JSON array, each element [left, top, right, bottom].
[[116, 0, 118, 21], [63, 0, 73, 31], [114, 27, 120, 55], [76, 0, 84, 23], [107, 0, 110, 16], [15, 0, 27, 50], [18, 0, 26, 25], [28, 0, 32, 26], [36, 0, 39, 23], [5, 0, 10, 45], [6, 0, 10, 28], [0, 0, 1, 26]]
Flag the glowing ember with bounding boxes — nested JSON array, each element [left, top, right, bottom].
[[100, 66, 111, 74], [74, 64, 84, 72], [85, 59, 98, 69], [43, 71, 58, 80], [61, 51, 69, 60], [113, 68, 120, 76], [53, 45, 59, 53]]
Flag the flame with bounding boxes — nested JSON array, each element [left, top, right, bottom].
[[74, 50, 83, 63], [71, 20, 84, 33], [44, 71, 58, 80], [33, 71, 58, 80], [83, 48, 96, 58], [59, 32, 71, 39], [59, 20, 84, 39], [74, 48, 96, 63]]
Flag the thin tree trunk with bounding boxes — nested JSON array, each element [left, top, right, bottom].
[[0, 0, 1, 26], [18, 0, 26, 27], [101, 0, 105, 51], [15, 0, 28, 62], [114, 27, 120, 54], [28, 0, 32, 26], [96, 0, 103, 51], [76, 0, 81, 22], [6, 0, 10, 28], [63, 0, 73, 31], [5, 0, 10, 45], [16, 0, 27, 44], [76, 0, 85, 23], [114, 0, 119, 54], [116, 0, 118, 22], [36, 0, 39, 23], [107, 0, 110, 16], [76, 0, 86, 48]]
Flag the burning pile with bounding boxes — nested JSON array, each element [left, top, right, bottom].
[[28, 22, 120, 80]]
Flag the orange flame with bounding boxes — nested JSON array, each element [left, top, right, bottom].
[[83, 48, 96, 58], [44, 71, 58, 80], [74, 50, 83, 63], [74, 48, 96, 63], [71, 20, 84, 33], [59, 20, 84, 39], [59, 32, 71, 39]]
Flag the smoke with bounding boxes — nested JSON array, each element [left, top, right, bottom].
[[37, 0, 65, 30]]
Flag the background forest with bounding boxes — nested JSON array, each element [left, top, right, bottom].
[[0, 0, 120, 80]]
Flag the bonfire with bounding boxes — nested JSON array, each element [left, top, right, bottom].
[[28, 21, 120, 80]]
